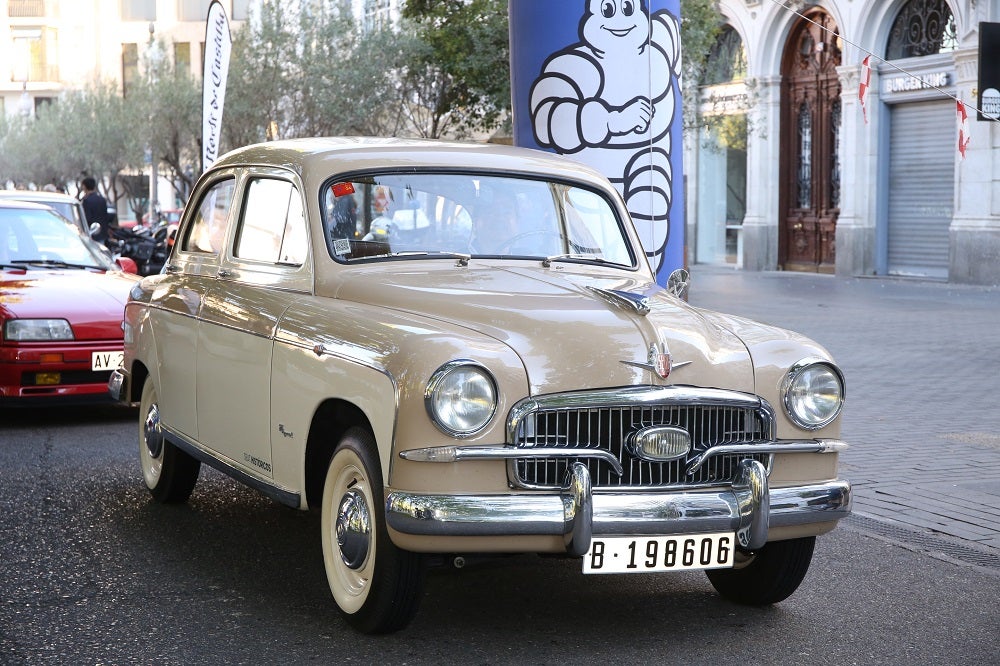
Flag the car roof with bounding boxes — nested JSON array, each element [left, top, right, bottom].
[[0, 198, 59, 211], [210, 137, 613, 192], [0, 190, 81, 205]]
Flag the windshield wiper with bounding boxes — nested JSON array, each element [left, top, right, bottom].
[[13, 259, 104, 271], [391, 250, 472, 266], [542, 253, 610, 267]]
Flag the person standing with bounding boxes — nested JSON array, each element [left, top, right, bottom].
[[80, 177, 111, 243]]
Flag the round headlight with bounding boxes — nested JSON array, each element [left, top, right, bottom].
[[425, 361, 497, 437], [781, 360, 845, 430]]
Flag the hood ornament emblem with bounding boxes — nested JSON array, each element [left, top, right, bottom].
[[588, 287, 650, 316], [622, 343, 691, 379]]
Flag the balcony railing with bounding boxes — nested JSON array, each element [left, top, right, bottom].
[[8, 0, 46, 18]]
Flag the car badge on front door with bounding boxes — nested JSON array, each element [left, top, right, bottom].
[[621, 343, 690, 379]]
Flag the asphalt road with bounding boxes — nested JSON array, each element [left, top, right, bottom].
[[1, 403, 997, 665]]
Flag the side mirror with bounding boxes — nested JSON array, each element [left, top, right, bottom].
[[666, 268, 690, 301], [89, 222, 101, 237]]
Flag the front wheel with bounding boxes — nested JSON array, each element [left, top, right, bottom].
[[705, 536, 815, 605], [138, 376, 200, 503], [321, 427, 424, 634]]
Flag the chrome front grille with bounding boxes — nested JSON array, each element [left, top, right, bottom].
[[508, 387, 775, 489]]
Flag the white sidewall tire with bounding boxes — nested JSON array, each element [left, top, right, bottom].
[[322, 446, 377, 615], [138, 377, 163, 490]]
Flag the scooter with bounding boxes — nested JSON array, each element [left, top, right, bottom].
[[108, 223, 170, 276]]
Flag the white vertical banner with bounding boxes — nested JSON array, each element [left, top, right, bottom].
[[202, 0, 232, 172]]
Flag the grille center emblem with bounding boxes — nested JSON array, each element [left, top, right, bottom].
[[621, 342, 690, 379]]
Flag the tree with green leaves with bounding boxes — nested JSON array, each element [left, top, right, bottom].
[[0, 79, 143, 203], [401, 0, 511, 137], [129, 38, 202, 205]]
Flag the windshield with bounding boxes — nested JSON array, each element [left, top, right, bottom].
[[0, 207, 113, 270], [322, 172, 635, 266]]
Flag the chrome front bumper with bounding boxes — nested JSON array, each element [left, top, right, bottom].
[[386, 459, 852, 556], [107, 368, 127, 403]]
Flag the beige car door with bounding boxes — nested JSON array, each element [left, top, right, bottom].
[[195, 173, 311, 478], [153, 175, 237, 439]]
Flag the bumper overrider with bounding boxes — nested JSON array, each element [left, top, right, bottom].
[[386, 445, 851, 557]]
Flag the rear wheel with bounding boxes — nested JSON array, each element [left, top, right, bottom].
[[705, 536, 815, 605], [321, 427, 424, 634], [138, 376, 200, 503]]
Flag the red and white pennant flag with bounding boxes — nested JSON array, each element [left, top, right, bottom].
[[957, 100, 971, 160], [858, 55, 872, 124]]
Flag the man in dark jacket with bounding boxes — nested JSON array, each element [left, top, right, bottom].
[[80, 177, 111, 243]]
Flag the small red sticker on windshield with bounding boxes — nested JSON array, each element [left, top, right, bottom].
[[332, 182, 355, 197]]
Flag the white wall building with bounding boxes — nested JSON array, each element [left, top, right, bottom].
[[686, 0, 1000, 285], [1, 1, 251, 118]]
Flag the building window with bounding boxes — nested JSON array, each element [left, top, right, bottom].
[[178, 0, 211, 21], [8, 0, 45, 17], [12, 27, 59, 82], [702, 27, 747, 86], [796, 102, 812, 209], [175, 42, 192, 74], [122, 43, 140, 97], [34, 96, 54, 113], [886, 0, 957, 60], [364, 0, 393, 32], [121, 0, 156, 21]]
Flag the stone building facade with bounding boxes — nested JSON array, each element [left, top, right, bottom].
[[686, 0, 1000, 285]]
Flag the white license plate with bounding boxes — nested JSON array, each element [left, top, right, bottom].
[[583, 532, 735, 574], [91, 351, 124, 371]]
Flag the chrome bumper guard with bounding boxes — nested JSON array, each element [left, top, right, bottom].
[[107, 368, 128, 403], [386, 458, 851, 557]]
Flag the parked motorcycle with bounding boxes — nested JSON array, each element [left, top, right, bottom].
[[108, 223, 170, 276]]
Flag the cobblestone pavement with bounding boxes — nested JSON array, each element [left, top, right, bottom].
[[688, 265, 1000, 567]]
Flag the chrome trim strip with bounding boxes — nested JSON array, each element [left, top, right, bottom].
[[385, 480, 851, 539], [686, 439, 848, 474], [399, 445, 624, 476], [397, 439, 842, 485], [161, 428, 300, 509]]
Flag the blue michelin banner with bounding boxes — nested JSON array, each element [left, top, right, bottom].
[[509, 0, 684, 285]]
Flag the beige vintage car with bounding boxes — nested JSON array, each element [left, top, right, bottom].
[[109, 137, 850, 633]]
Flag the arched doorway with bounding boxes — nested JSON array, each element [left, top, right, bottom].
[[779, 9, 842, 273]]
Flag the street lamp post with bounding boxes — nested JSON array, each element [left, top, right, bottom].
[[147, 22, 159, 226]]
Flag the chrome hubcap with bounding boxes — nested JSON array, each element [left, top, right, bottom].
[[336, 489, 371, 570], [144, 403, 163, 459]]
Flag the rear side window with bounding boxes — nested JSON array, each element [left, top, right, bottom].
[[183, 178, 236, 254], [234, 178, 308, 266]]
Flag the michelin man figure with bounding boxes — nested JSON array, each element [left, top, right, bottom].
[[529, 0, 681, 273]]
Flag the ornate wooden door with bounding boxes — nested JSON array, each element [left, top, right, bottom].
[[779, 10, 842, 273]]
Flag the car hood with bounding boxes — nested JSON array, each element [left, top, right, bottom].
[[334, 265, 755, 395], [0, 269, 136, 341]]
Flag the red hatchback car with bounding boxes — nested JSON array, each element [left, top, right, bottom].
[[0, 200, 138, 404]]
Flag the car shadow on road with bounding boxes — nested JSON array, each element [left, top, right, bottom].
[[86, 468, 793, 647]]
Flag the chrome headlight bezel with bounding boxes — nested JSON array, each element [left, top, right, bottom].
[[425, 360, 498, 438], [781, 359, 845, 430], [3, 318, 75, 341]]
